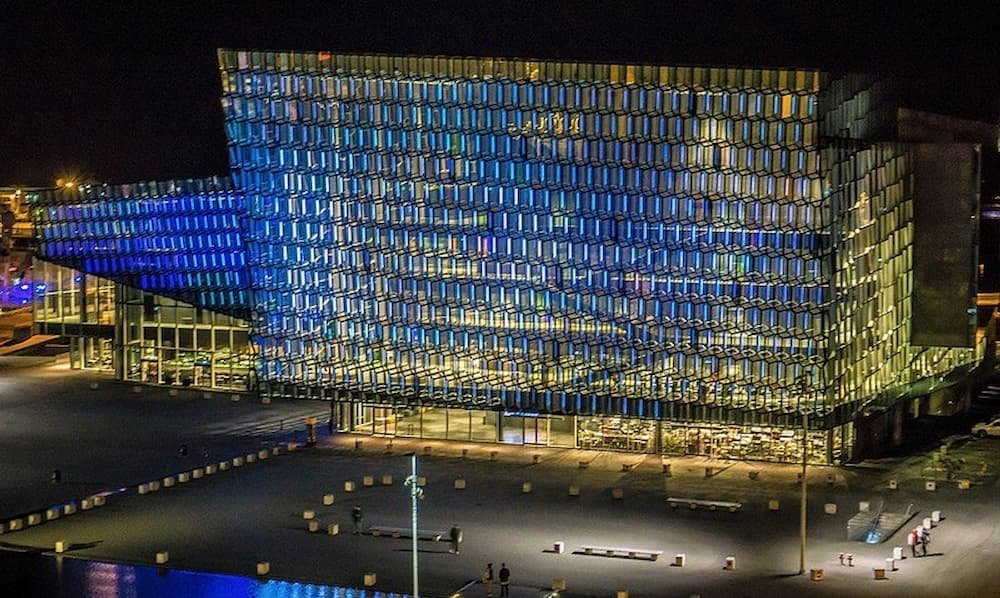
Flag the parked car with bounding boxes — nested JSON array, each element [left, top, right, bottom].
[[971, 417, 1000, 438]]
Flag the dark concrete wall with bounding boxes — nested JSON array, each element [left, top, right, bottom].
[[911, 143, 980, 347]]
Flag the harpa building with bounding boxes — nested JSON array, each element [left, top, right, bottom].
[[29, 50, 988, 463]]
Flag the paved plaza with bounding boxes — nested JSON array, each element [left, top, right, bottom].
[[2, 364, 1000, 597], [0, 361, 327, 517]]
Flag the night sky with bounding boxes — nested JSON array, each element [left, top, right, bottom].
[[2, 1, 997, 187]]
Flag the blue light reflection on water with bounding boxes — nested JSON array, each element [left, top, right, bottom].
[[1, 552, 408, 598]]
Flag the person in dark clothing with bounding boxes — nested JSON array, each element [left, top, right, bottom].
[[449, 524, 463, 554], [498, 563, 510, 597], [352, 505, 363, 534], [482, 562, 494, 597]]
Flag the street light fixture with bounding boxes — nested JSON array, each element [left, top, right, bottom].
[[403, 452, 423, 598], [799, 410, 808, 575]]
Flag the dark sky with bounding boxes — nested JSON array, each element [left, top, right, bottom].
[[1, 1, 998, 186]]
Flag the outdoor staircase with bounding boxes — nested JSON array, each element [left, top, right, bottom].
[[847, 501, 917, 544]]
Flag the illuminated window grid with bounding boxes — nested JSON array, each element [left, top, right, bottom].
[[220, 50, 829, 416], [32, 178, 251, 320]]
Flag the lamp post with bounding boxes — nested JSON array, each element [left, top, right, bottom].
[[404, 452, 422, 597], [799, 410, 808, 575]]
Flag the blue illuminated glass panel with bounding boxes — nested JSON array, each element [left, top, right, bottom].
[[32, 178, 251, 319]]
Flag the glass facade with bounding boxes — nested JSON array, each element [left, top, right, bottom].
[[32, 260, 116, 370], [118, 286, 254, 390], [30, 178, 250, 320], [27, 51, 983, 463]]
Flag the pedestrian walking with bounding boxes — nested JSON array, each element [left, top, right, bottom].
[[449, 524, 463, 554], [498, 563, 510, 597], [352, 505, 364, 535], [920, 527, 931, 556], [482, 562, 494, 597], [907, 528, 919, 557]]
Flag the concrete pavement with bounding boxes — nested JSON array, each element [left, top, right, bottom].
[[3, 430, 999, 597], [1, 364, 999, 597], [0, 362, 327, 517]]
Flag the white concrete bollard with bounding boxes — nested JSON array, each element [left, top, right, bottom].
[[256, 562, 269, 575], [168, 389, 178, 397], [925, 481, 936, 491], [81, 499, 93, 510], [569, 485, 580, 497], [554, 541, 565, 554], [271, 445, 281, 456], [923, 517, 932, 530], [323, 494, 335, 506], [454, 478, 466, 490], [230, 394, 240, 402], [522, 482, 533, 493], [246, 453, 256, 464], [178, 472, 190, 483], [287, 441, 298, 452], [46, 508, 60, 521], [308, 520, 320, 532], [8, 519, 23, 531], [232, 457, 244, 467], [219, 461, 230, 471], [149, 480, 161, 491], [932, 510, 942, 523], [674, 553, 686, 566], [55, 541, 68, 553], [725, 556, 736, 570], [138, 483, 149, 495], [63, 503, 77, 516], [362, 476, 374, 487], [611, 487, 624, 500], [769, 499, 780, 511], [27, 514, 42, 526], [893, 547, 903, 560], [192, 468, 204, 479], [205, 465, 217, 475], [859, 501, 870, 512], [888, 480, 898, 490], [303, 510, 315, 520], [344, 481, 356, 492], [551, 579, 567, 591], [824, 503, 837, 514], [156, 551, 169, 564], [885, 557, 896, 571], [163, 476, 175, 488], [364, 573, 377, 587], [327, 523, 340, 535], [258, 449, 270, 460], [93, 495, 106, 507], [381, 475, 393, 486]]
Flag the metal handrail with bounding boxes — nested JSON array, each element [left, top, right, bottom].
[[865, 499, 886, 540]]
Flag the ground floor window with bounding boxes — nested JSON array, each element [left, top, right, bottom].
[[325, 400, 851, 464], [347, 406, 576, 447], [69, 337, 113, 372]]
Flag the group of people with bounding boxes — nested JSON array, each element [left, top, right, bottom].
[[480, 562, 511, 597], [907, 525, 931, 557]]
